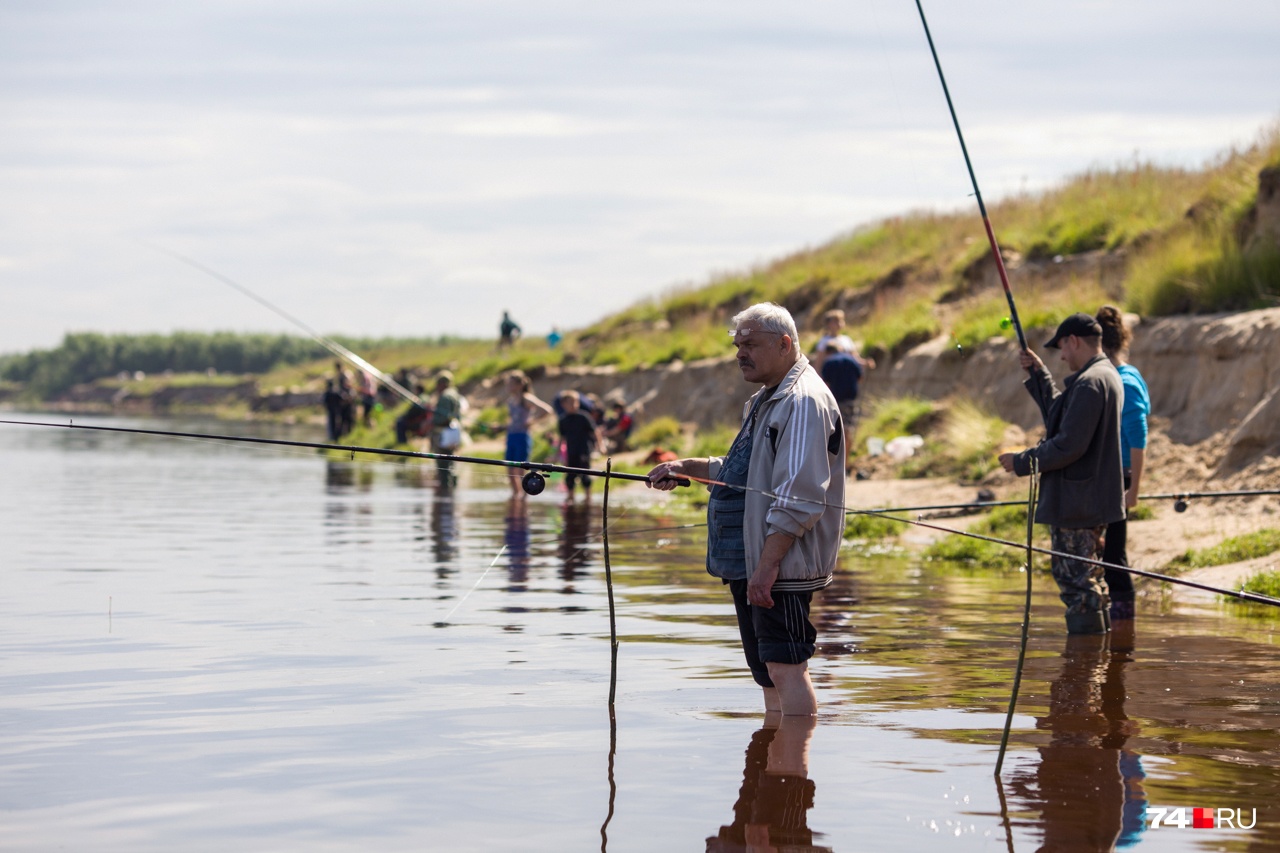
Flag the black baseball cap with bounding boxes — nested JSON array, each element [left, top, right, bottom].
[[1044, 313, 1102, 349]]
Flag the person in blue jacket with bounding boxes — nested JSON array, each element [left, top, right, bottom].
[[1096, 306, 1150, 622]]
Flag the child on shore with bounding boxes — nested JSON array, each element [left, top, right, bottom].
[[557, 390, 603, 500]]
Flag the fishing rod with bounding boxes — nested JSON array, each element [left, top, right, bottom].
[[0, 418, 687, 493], [147, 243, 425, 406], [4, 418, 1273, 607], [914, 0, 1027, 351], [854, 488, 1280, 517], [867, 504, 1280, 608]]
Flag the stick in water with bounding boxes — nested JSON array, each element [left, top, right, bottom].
[[996, 458, 1038, 776], [603, 459, 619, 706]]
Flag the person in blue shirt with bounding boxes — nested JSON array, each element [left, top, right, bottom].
[[1096, 306, 1150, 622], [819, 343, 865, 474]]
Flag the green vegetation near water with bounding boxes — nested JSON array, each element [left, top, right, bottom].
[[1238, 570, 1280, 599], [1169, 529, 1280, 569], [924, 505, 1049, 570], [855, 395, 1007, 481], [0, 330, 476, 400]]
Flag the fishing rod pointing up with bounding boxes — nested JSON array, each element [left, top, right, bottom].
[[914, 0, 1027, 352], [146, 243, 425, 407]]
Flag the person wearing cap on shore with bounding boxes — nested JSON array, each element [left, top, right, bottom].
[[998, 313, 1125, 635]]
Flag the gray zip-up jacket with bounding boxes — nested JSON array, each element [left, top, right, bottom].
[[707, 356, 845, 592], [1012, 354, 1125, 529]]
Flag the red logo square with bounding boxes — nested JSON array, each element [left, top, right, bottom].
[[1193, 808, 1215, 829]]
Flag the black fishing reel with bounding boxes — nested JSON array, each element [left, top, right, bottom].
[[1174, 496, 1188, 513], [521, 470, 546, 496]]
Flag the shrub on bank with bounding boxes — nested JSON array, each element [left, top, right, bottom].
[[631, 416, 682, 448], [924, 505, 1048, 570]]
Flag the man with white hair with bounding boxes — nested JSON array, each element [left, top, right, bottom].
[[648, 303, 845, 715]]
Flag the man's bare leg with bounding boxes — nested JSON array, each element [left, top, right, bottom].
[[765, 661, 816, 716], [763, 686, 782, 714]]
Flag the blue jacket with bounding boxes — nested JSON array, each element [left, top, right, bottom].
[[1117, 363, 1149, 469]]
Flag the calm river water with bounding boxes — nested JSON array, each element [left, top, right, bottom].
[[1, 414, 1277, 851]]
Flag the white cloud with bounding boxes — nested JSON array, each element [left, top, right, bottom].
[[0, 0, 1277, 351]]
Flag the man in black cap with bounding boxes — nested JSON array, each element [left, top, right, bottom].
[[999, 313, 1125, 634]]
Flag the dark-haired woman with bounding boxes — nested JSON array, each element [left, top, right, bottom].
[[1096, 306, 1149, 621]]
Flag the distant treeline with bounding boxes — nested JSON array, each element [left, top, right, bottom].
[[0, 331, 462, 398]]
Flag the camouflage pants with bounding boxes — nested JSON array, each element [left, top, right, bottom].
[[1050, 525, 1110, 619]]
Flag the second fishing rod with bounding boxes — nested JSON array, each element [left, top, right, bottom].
[[0, 418, 689, 494]]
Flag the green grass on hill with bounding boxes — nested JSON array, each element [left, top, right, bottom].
[[855, 395, 1009, 482], [574, 124, 1280, 364]]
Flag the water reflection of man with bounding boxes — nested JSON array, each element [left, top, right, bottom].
[[504, 496, 530, 590], [431, 488, 458, 575], [1008, 625, 1147, 851], [707, 716, 832, 853], [558, 501, 592, 588]]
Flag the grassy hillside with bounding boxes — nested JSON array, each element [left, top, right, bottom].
[[567, 124, 1280, 369]]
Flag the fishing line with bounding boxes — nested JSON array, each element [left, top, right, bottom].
[[840, 488, 1280, 517], [604, 522, 708, 539], [866, 0, 925, 198], [436, 544, 508, 626], [145, 243, 424, 406], [24, 416, 1274, 517], [913, 0, 1027, 351]]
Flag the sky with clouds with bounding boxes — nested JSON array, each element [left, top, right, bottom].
[[1, 0, 1277, 353]]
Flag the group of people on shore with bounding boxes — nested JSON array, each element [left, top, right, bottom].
[[323, 361, 379, 441], [501, 370, 633, 501], [373, 362, 633, 500]]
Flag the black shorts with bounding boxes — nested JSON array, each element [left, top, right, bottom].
[[565, 452, 592, 489], [728, 579, 817, 688]]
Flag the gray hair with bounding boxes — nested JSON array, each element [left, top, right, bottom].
[[732, 302, 799, 352]]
